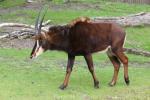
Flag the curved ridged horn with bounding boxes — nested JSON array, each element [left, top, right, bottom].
[[35, 5, 48, 34], [38, 7, 48, 34], [35, 8, 42, 34]]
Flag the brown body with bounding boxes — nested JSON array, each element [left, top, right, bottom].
[[31, 17, 129, 90], [46, 22, 125, 54], [69, 22, 125, 54]]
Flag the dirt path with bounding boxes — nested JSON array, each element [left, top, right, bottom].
[[0, 38, 34, 49]]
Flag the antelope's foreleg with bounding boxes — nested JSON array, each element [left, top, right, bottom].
[[59, 54, 75, 90]]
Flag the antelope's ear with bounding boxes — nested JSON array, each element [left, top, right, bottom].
[[32, 33, 48, 40], [40, 33, 47, 40], [32, 35, 41, 40]]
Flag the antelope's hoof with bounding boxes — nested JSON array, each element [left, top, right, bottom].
[[108, 82, 116, 87], [94, 81, 99, 89], [59, 84, 67, 90], [125, 78, 130, 86]]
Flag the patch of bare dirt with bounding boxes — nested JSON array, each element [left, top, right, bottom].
[[0, 38, 34, 49]]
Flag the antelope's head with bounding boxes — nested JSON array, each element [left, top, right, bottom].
[[30, 7, 49, 59], [30, 7, 70, 59]]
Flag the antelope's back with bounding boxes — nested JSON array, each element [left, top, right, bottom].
[[68, 21, 125, 54]]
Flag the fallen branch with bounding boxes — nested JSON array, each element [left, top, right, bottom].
[[0, 29, 35, 39], [0, 20, 51, 39], [124, 48, 150, 57], [26, 0, 34, 3], [0, 34, 9, 39], [0, 22, 48, 32], [93, 12, 150, 27], [42, 20, 51, 27], [10, 30, 35, 39]]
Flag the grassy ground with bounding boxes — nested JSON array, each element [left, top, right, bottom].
[[0, 0, 25, 8], [0, 0, 150, 24], [0, 0, 150, 100], [125, 27, 150, 51], [0, 49, 150, 100]]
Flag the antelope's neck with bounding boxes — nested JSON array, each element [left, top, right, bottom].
[[49, 36, 69, 52]]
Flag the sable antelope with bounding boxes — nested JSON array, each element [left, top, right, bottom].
[[30, 9, 129, 90]]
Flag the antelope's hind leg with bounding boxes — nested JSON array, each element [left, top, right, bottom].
[[84, 54, 99, 88], [115, 51, 130, 85], [107, 48, 121, 86]]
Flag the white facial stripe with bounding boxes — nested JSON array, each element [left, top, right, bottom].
[[31, 40, 44, 59], [36, 40, 39, 48], [34, 46, 44, 58], [34, 40, 40, 53]]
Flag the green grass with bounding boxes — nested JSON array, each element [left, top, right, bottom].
[[0, 49, 150, 100], [125, 27, 150, 51], [0, 1, 150, 99], [0, 0, 26, 8], [0, 1, 150, 24]]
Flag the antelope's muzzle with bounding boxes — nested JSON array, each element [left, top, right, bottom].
[[30, 40, 45, 59]]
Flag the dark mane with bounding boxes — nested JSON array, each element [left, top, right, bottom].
[[48, 17, 91, 36], [69, 17, 91, 27], [49, 25, 70, 36]]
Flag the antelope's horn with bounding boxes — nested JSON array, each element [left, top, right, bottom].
[[35, 5, 48, 34]]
